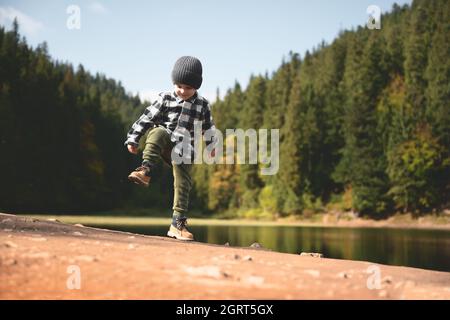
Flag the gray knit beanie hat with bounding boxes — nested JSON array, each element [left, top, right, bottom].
[[171, 56, 203, 89]]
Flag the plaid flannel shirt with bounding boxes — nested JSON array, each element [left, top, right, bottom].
[[125, 91, 217, 161]]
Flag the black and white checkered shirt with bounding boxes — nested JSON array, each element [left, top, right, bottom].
[[125, 91, 217, 161]]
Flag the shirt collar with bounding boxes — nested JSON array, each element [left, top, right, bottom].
[[173, 91, 198, 103]]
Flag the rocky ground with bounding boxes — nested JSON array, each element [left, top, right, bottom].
[[1, 213, 450, 300]]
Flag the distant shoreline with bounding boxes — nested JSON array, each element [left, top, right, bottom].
[[6, 212, 450, 231]]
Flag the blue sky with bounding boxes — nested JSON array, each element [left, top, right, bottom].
[[0, 0, 412, 102]]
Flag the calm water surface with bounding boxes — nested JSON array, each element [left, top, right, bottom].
[[90, 223, 450, 272]]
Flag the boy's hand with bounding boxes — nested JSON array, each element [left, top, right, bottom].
[[127, 144, 138, 154], [210, 149, 216, 158]]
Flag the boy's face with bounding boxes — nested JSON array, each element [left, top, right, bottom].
[[174, 83, 196, 101]]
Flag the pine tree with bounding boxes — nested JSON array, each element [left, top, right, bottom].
[[238, 75, 266, 209], [338, 31, 391, 216], [277, 63, 305, 214]]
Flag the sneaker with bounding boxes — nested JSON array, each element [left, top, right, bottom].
[[167, 217, 194, 241], [128, 166, 151, 187]]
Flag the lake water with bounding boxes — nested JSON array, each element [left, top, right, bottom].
[[90, 223, 450, 272]]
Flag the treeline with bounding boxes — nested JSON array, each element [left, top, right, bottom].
[[0, 20, 175, 212], [193, 0, 449, 218]]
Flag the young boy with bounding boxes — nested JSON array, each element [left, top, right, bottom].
[[124, 56, 217, 241]]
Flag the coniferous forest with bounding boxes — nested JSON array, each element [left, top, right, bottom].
[[0, 0, 448, 218]]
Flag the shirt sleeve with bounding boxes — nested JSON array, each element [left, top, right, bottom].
[[201, 100, 218, 149], [124, 94, 164, 146]]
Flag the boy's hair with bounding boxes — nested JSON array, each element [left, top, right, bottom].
[[171, 56, 203, 89]]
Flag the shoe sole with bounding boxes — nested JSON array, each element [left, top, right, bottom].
[[128, 175, 149, 187], [167, 230, 194, 241]]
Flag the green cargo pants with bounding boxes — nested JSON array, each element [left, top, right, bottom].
[[142, 126, 192, 216]]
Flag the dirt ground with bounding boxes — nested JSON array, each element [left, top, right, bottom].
[[1, 212, 450, 300]]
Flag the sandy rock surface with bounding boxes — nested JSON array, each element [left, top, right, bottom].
[[1, 213, 450, 300]]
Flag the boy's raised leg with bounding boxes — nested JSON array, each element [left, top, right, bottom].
[[128, 127, 173, 187]]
